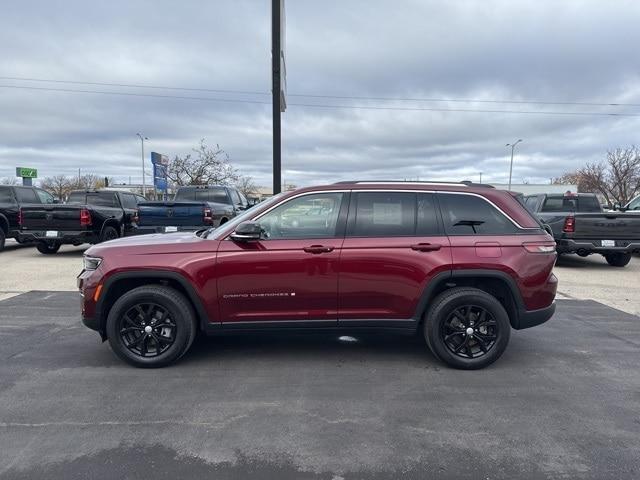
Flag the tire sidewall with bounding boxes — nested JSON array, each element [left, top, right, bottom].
[[605, 253, 631, 267], [426, 289, 511, 369], [100, 225, 119, 243], [106, 288, 192, 367], [0, 229, 5, 251], [37, 242, 60, 254]]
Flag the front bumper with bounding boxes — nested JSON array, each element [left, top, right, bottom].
[[556, 238, 640, 254], [19, 230, 98, 245]]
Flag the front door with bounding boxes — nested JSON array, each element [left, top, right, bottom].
[[216, 191, 348, 326], [338, 191, 452, 324]]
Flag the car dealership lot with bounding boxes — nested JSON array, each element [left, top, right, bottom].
[[1, 242, 640, 479]]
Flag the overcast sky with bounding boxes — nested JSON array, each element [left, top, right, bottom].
[[1, 0, 639, 189]]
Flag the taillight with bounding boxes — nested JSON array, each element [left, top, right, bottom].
[[80, 208, 92, 226], [523, 242, 556, 254], [18, 208, 23, 227], [563, 215, 575, 233], [203, 207, 213, 225]]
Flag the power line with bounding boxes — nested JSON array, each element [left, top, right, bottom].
[[1, 84, 640, 117], [2, 75, 639, 108]]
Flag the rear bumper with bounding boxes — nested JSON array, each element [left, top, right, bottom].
[[557, 238, 640, 254], [515, 302, 556, 330], [132, 225, 205, 235], [18, 230, 98, 245]]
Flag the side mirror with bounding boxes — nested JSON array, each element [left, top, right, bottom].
[[230, 221, 262, 242]]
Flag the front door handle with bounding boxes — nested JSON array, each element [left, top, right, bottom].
[[410, 243, 441, 252], [303, 245, 335, 254]]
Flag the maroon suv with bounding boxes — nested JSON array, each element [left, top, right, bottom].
[[78, 181, 557, 369]]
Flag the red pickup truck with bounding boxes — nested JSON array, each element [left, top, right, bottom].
[[78, 181, 557, 370]]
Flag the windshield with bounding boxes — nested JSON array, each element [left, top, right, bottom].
[[211, 193, 286, 239]]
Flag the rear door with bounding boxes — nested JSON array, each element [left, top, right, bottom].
[[338, 191, 452, 324], [216, 191, 347, 325]]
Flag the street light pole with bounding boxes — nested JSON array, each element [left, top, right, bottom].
[[136, 133, 148, 197], [506, 139, 522, 191]]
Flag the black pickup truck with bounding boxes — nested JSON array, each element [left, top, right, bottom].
[[19, 189, 146, 254], [0, 185, 57, 251], [524, 192, 640, 266], [136, 185, 249, 234]]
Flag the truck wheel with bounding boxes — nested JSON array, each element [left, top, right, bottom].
[[106, 285, 197, 368], [36, 242, 61, 254], [0, 229, 5, 251], [604, 253, 632, 267], [100, 226, 119, 243], [424, 287, 511, 370]]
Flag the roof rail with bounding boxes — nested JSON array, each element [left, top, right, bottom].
[[333, 180, 494, 188]]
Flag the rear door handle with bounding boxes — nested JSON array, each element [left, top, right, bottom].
[[303, 245, 335, 254], [410, 243, 441, 252]]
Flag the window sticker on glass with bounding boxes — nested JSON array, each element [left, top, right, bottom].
[[373, 202, 402, 225]]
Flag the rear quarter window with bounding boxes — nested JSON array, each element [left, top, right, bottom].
[[439, 193, 520, 235]]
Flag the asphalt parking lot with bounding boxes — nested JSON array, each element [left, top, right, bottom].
[[0, 241, 639, 479]]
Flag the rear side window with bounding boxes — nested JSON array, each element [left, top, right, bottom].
[[15, 187, 39, 204], [87, 193, 117, 207], [67, 192, 86, 204], [349, 192, 440, 237], [0, 188, 15, 204], [439, 193, 519, 235]]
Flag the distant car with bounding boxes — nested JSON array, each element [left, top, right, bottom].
[[0, 185, 56, 251], [135, 185, 249, 234], [524, 192, 640, 266], [18, 189, 146, 254], [78, 181, 557, 370]]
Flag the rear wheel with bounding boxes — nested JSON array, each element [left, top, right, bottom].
[[604, 252, 631, 267], [100, 225, 119, 243], [36, 242, 60, 254], [106, 285, 197, 368], [0, 229, 5, 251], [424, 287, 511, 370]]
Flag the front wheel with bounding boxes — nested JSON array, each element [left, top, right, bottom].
[[424, 287, 511, 370], [36, 242, 60, 254], [100, 225, 119, 243], [106, 285, 197, 368], [604, 252, 631, 267]]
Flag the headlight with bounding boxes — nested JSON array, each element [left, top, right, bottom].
[[83, 256, 103, 270]]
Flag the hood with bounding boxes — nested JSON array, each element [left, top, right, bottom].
[[86, 232, 216, 257]]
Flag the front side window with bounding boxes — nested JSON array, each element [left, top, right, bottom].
[[258, 192, 344, 239], [120, 194, 137, 209], [36, 189, 55, 204], [439, 193, 519, 235], [628, 196, 640, 211]]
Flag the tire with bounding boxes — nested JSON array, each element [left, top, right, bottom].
[[106, 285, 197, 368], [100, 225, 119, 243], [424, 287, 511, 370], [36, 242, 61, 254], [0, 228, 5, 252], [604, 253, 631, 267]]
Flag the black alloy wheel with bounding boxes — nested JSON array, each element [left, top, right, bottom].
[[441, 305, 498, 359], [118, 303, 177, 358], [100, 226, 119, 243]]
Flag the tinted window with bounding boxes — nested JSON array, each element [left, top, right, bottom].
[[36, 189, 55, 204], [229, 189, 241, 205], [67, 192, 86, 204], [259, 192, 344, 239], [120, 194, 137, 209], [628, 196, 640, 211], [439, 193, 519, 235], [136, 195, 147, 204], [238, 191, 248, 207], [87, 193, 117, 207], [351, 192, 416, 237], [15, 187, 39, 204], [541, 195, 600, 212], [417, 194, 440, 235], [0, 187, 14, 204], [524, 196, 538, 211], [174, 189, 194, 201]]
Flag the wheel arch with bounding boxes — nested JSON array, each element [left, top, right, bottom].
[[96, 271, 211, 338], [414, 270, 525, 329], [100, 219, 121, 238]]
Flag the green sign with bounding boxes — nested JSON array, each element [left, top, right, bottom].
[[16, 167, 38, 178]]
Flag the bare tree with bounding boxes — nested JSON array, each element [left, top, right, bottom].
[[554, 146, 640, 206], [40, 175, 75, 200], [234, 175, 258, 197], [0, 177, 17, 185], [167, 140, 239, 186]]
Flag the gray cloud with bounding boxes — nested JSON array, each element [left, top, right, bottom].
[[1, 0, 639, 189]]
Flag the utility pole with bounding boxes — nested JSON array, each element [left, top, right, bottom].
[[271, 0, 286, 194], [479, 172, 483, 183], [506, 139, 523, 191], [136, 133, 148, 197]]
